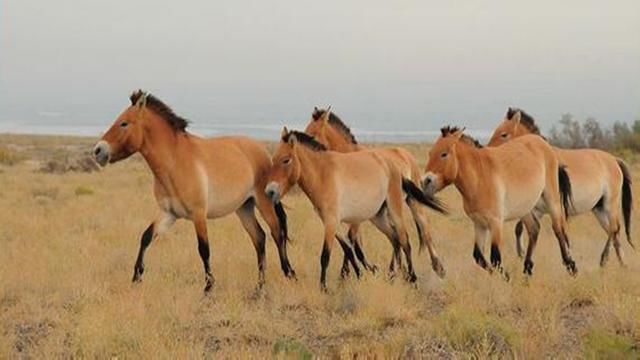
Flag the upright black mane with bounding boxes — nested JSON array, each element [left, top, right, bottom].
[[312, 108, 358, 144], [130, 90, 189, 132], [282, 130, 327, 151], [506, 107, 540, 135], [440, 126, 483, 148]]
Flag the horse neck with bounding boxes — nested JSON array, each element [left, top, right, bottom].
[[326, 128, 360, 152], [139, 116, 184, 185], [295, 146, 329, 204], [451, 143, 485, 201]]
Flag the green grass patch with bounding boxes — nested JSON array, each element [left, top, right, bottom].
[[74, 186, 95, 196], [435, 306, 521, 357], [273, 338, 313, 359], [583, 328, 637, 359]]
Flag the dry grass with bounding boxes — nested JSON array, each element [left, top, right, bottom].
[[1, 135, 639, 358]]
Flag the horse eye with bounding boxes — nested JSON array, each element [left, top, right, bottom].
[[440, 152, 448, 159], [120, 121, 129, 128], [501, 133, 508, 138], [282, 158, 291, 165]]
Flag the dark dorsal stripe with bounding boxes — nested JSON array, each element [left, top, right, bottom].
[[130, 90, 189, 132], [440, 126, 483, 148], [506, 107, 540, 135], [312, 108, 358, 144], [282, 130, 327, 151]]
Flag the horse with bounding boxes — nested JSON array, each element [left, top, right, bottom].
[[265, 128, 447, 290], [488, 108, 633, 267], [93, 90, 295, 293], [423, 126, 577, 277], [304, 107, 446, 278]]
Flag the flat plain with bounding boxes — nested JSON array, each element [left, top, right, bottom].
[[1, 134, 638, 358]]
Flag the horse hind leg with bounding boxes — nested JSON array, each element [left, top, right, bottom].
[[348, 225, 378, 273], [514, 220, 525, 259], [593, 202, 613, 267], [522, 214, 541, 276], [254, 191, 296, 279], [369, 205, 403, 279], [336, 233, 361, 278], [543, 185, 578, 276], [407, 198, 445, 278], [236, 198, 267, 288], [386, 183, 417, 283]]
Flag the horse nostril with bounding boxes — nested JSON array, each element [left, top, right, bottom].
[[425, 178, 432, 185], [94, 147, 101, 156]]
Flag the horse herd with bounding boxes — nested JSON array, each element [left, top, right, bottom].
[[93, 90, 633, 292]]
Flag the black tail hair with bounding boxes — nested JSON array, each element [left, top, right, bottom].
[[274, 201, 290, 245], [402, 178, 448, 214], [558, 166, 574, 218], [617, 159, 634, 249]]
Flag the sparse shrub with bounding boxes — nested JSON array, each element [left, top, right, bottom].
[[583, 328, 637, 359], [32, 187, 59, 200], [272, 338, 313, 359], [74, 186, 94, 196], [0, 146, 25, 165], [39, 155, 99, 174], [435, 306, 521, 357]]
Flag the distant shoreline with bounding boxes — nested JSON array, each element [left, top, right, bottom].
[[0, 125, 492, 144]]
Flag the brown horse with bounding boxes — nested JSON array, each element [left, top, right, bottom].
[[488, 108, 633, 266], [423, 126, 577, 277], [93, 90, 295, 293], [265, 128, 446, 290], [304, 108, 446, 278]]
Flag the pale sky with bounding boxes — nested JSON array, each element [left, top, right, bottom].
[[1, 0, 638, 137]]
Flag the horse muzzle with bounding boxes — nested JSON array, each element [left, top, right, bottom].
[[265, 182, 281, 203], [422, 173, 440, 195], [93, 141, 111, 166]]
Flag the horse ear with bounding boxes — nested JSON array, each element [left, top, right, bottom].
[[452, 127, 465, 141], [321, 106, 332, 124], [281, 127, 289, 139], [511, 111, 522, 125], [287, 133, 297, 145], [135, 91, 148, 109]]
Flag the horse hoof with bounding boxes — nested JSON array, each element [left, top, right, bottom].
[[405, 272, 417, 283], [287, 269, 298, 281], [523, 260, 534, 276], [432, 259, 446, 279], [368, 264, 379, 274], [566, 260, 578, 277]]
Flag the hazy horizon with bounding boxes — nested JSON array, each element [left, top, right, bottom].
[[1, 0, 638, 140]]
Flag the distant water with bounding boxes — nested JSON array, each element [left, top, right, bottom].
[[0, 120, 492, 144]]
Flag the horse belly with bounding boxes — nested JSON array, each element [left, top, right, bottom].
[[503, 178, 545, 221], [339, 189, 386, 223], [566, 174, 605, 214]]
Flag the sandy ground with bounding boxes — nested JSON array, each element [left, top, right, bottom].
[[0, 134, 639, 358]]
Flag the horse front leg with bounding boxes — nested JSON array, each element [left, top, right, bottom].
[[132, 212, 175, 283], [473, 223, 490, 271], [320, 220, 338, 291], [193, 214, 214, 293], [489, 220, 510, 281]]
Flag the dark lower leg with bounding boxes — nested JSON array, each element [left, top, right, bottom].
[[554, 229, 577, 276], [133, 223, 154, 282], [515, 221, 525, 258], [337, 236, 360, 278], [473, 243, 489, 270], [349, 230, 377, 273], [320, 244, 331, 291], [401, 238, 417, 283], [197, 236, 214, 292], [600, 238, 612, 267]]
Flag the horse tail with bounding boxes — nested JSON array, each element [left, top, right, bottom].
[[617, 159, 634, 249], [558, 165, 574, 219], [402, 178, 448, 214], [274, 201, 290, 245]]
